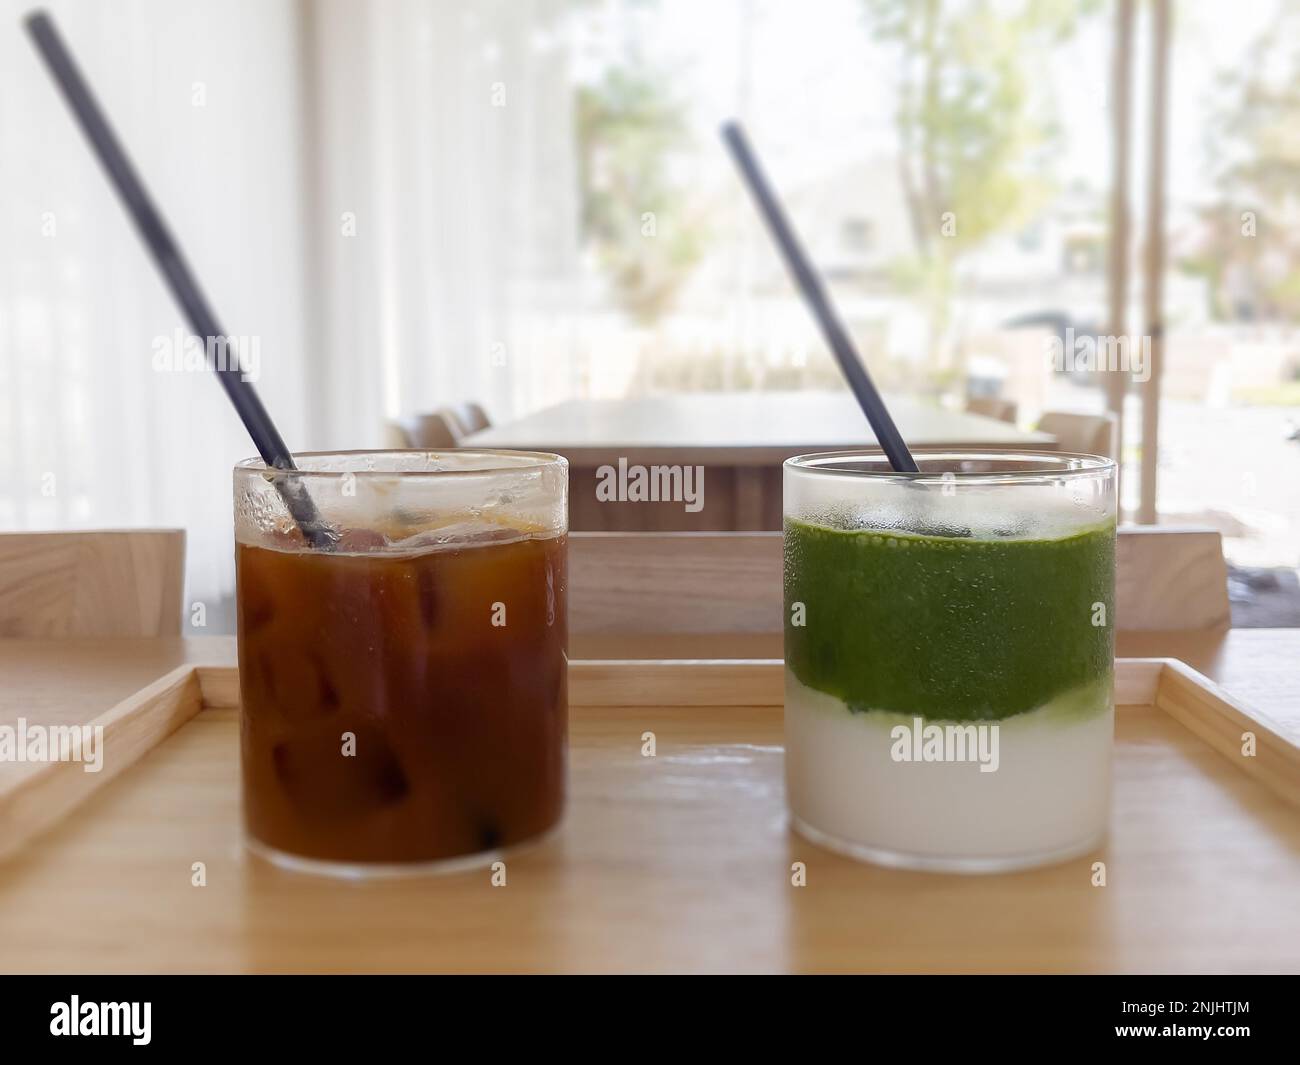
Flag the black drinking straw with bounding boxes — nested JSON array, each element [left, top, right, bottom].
[[722, 121, 919, 473], [24, 10, 335, 548]]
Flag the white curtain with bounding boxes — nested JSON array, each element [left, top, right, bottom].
[[305, 0, 581, 441], [0, 0, 312, 632], [0, 0, 581, 631]]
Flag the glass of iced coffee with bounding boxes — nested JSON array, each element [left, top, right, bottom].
[[234, 450, 567, 877]]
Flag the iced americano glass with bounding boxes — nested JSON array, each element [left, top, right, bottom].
[[234, 450, 567, 877], [783, 451, 1116, 872]]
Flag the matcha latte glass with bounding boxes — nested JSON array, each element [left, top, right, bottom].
[[783, 451, 1116, 873]]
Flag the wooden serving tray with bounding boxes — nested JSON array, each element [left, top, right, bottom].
[[2, 650, 1298, 973]]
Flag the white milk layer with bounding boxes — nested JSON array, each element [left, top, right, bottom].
[[785, 670, 1112, 867]]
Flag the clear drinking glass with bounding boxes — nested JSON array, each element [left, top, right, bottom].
[[783, 450, 1116, 873], [234, 450, 568, 877]]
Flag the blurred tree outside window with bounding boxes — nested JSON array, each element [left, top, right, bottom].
[[576, 64, 708, 324], [863, 0, 1101, 388]]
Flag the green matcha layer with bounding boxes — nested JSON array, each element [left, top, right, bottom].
[[784, 516, 1115, 722]]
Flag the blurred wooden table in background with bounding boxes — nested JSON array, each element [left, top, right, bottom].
[[465, 392, 1057, 531]]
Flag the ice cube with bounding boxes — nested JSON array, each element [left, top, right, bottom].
[[334, 528, 387, 553], [258, 650, 341, 722], [271, 724, 409, 820]]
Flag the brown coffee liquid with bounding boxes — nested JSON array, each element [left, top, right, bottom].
[[236, 531, 566, 865]]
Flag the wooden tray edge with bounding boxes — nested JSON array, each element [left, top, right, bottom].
[[1154, 658, 1300, 808], [197, 659, 789, 710], [0, 664, 203, 861], [200, 656, 1300, 806], [6, 656, 1294, 865], [187, 658, 1209, 711]]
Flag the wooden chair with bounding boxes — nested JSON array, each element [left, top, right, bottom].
[[0, 530, 185, 638], [383, 419, 415, 448], [966, 396, 1018, 424], [568, 526, 1229, 650], [450, 402, 490, 435], [410, 410, 467, 447], [1037, 410, 1119, 458], [384, 403, 478, 444], [570, 533, 782, 637], [1115, 526, 1230, 631]]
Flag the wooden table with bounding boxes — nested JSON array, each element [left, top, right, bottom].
[[0, 630, 1295, 973], [465, 392, 1057, 531]]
